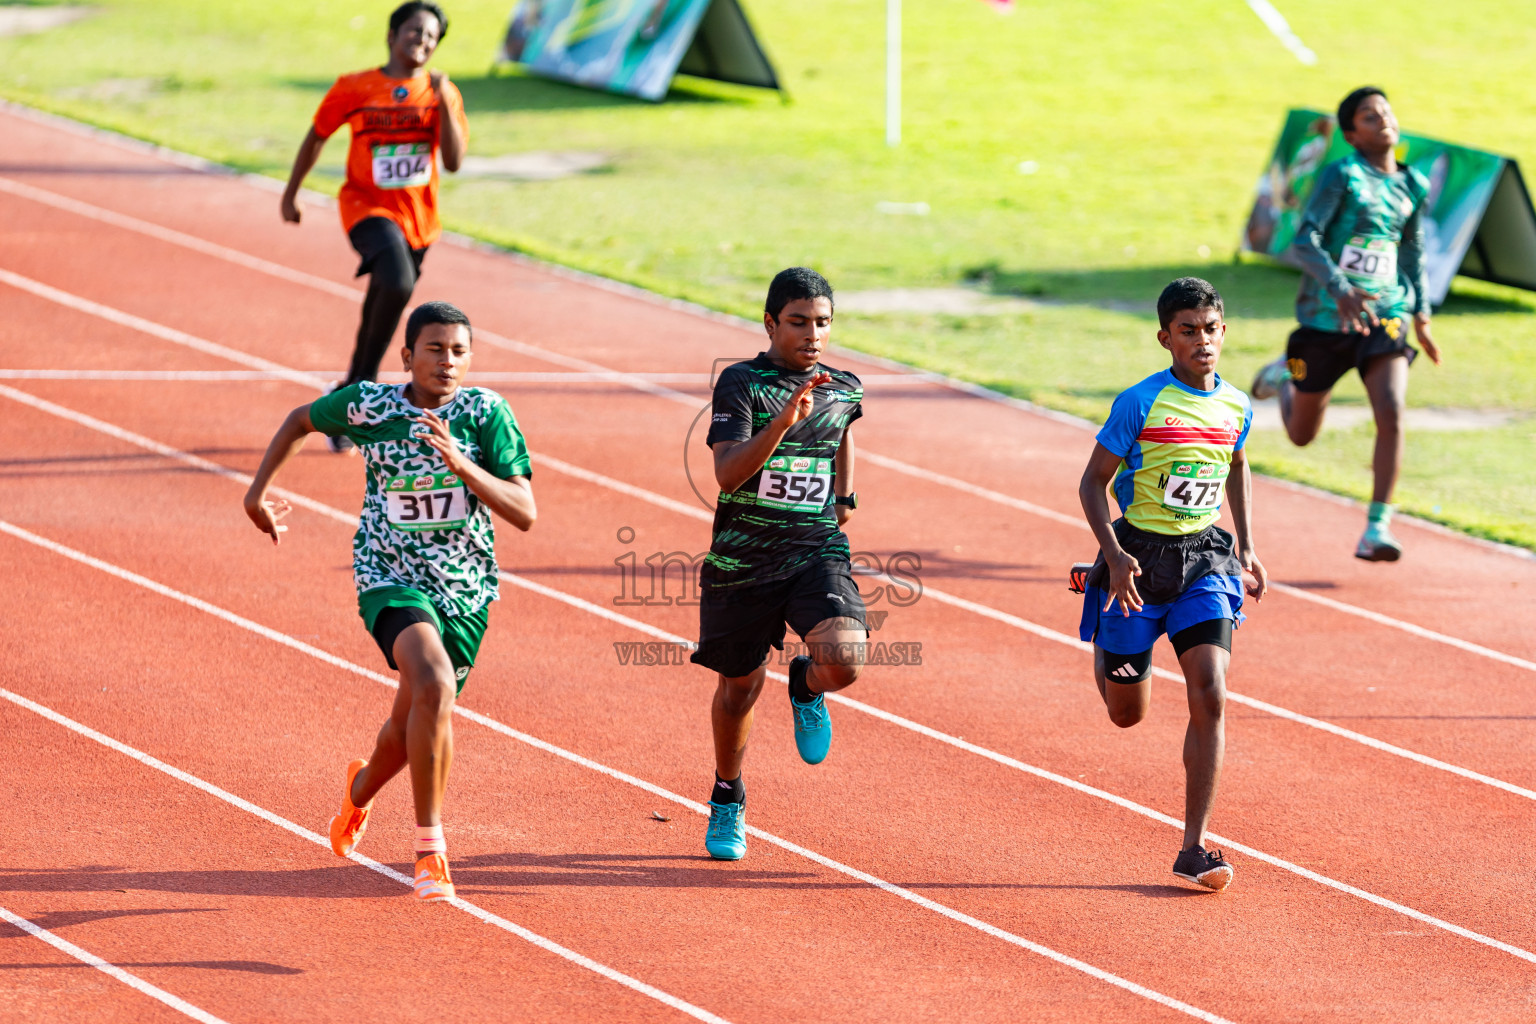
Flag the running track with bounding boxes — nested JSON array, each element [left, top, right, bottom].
[[2, 105, 1535, 1023]]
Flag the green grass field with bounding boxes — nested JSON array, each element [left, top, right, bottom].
[[2, 0, 1532, 547]]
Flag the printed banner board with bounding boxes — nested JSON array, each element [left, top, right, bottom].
[[498, 0, 779, 102], [1243, 109, 1536, 304]]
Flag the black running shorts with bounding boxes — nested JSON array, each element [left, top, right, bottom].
[[1285, 320, 1417, 394], [691, 560, 868, 679]]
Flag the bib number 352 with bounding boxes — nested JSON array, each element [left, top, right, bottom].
[[385, 472, 468, 531], [756, 455, 833, 512], [372, 143, 432, 189], [1161, 462, 1228, 515]]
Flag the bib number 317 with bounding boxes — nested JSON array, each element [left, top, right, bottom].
[[372, 143, 432, 189], [385, 472, 468, 531], [1161, 462, 1228, 515], [756, 456, 833, 512]]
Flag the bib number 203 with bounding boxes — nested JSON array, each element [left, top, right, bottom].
[[385, 472, 468, 531], [756, 455, 833, 512]]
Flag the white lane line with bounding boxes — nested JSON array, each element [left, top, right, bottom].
[[5, 426, 1534, 971], [6, 181, 1529, 647], [0, 906, 229, 1024], [6, 379, 1534, 811], [0, 693, 730, 1023], [4, 201, 1525, 673], [0, 524, 1236, 1024], [1243, 0, 1318, 65]]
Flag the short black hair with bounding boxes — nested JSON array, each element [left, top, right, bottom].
[[405, 300, 471, 350], [389, 1, 448, 40], [1156, 277, 1223, 329], [765, 267, 834, 321], [1338, 86, 1386, 133]]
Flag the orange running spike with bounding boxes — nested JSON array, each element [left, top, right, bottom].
[[412, 853, 455, 901], [328, 758, 373, 857]]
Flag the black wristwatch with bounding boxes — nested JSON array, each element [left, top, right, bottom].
[[833, 492, 858, 509]]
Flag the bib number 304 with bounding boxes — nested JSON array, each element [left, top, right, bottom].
[[385, 472, 468, 531], [1161, 461, 1228, 515], [372, 143, 432, 189], [756, 455, 833, 512]]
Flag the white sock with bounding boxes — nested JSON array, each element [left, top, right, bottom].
[[414, 824, 446, 857]]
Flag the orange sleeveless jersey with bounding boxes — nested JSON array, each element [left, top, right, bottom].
[[312, 68, 468, 250]]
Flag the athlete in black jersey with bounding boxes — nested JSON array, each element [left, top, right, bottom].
[[693, 268, 868, 861]]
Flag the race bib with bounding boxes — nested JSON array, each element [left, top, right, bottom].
[[371, 144, 432, 189], [1161, 461, 1228, 515], [756, 455, 833, 512], [1339, 236, 1397, 287], [384, 472, 468, 531]]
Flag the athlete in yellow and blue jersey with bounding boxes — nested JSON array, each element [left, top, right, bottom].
[[1075, 277, 1268, 893]]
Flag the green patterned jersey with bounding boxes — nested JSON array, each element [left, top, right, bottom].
[[1291, 152, 1430, 331], [703, 354, 863, 588], [308, 382, 532, 616]]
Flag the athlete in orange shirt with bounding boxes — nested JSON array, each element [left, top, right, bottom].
[[280, 2, 468, 453]]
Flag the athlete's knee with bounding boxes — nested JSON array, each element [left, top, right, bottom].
[[716, 674, 762, 716], [814, 656, 860, 689], [408, 671, 456, 716]]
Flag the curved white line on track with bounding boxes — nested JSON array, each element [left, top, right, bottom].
[[2, 189, 1527, 659], [0, 906, 229, 1024], [0, 686, 732, 1024], [0, 524, 1236, 1024], [4, 494, 1535, 968]]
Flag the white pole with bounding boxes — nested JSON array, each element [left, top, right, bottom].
[[886, 0, 900, 146]]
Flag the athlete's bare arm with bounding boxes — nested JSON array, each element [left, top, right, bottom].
[[1078, 442, 1142, 615], [412, 409, 537, 531], [280, 128, 328, 224], [711, 373, 830, 493], [243, 404, 318, 543], [429, 70, 466, 173], [1224, 447, 1268, 600], [833, 427, 855, 526]]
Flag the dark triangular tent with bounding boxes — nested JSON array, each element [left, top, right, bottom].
[[1242, 109, 1536, 305], [496, 0, 780, 103]]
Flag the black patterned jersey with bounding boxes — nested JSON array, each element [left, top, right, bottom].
[[702, 354, 863, 588]]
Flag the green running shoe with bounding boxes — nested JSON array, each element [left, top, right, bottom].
[[704, 800, 746, 860], [1355, 520, 1403, 562], [788, 655, 832, 765], [1249, 356, 1291, 400]]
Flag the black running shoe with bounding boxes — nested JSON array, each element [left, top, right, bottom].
[[1068, 562, 1093, 594], [1172, 845, 1233, 891]]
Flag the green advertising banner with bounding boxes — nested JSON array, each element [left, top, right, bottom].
[[1243, 109, 1536, 304], [498, 0, 780, 103]]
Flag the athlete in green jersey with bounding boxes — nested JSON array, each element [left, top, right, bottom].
[[1252, 87, 1443, 562], [693, 268, 867, 861], [244, 301, 536, 900]]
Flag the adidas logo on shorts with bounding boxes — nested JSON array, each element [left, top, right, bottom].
[[1109, 663, 1142, 679]]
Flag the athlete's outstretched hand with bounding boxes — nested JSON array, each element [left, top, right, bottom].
[[245, 494, 292, 545], [1104, 550, 1143, 617], [1337, 287, 1380, 334], [413, 410, 466, 471], [1413, 312, 1440, 365], [776, 372, 831, 430], [1241, 549, 1268, 602], [280, 193, 303, 224]]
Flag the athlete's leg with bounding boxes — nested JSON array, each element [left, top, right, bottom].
[[1277, 380, 1330, 446], [385, 621, 458, 827], [343, 219, 421, 386], [1093, 645, 1151, 728], [1176, 639, 1228, 851], [712, 663, 768, 782], [1361, 351, 1410, 504], [802, 615, 866, 695], [349, 680, 412, 808]]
